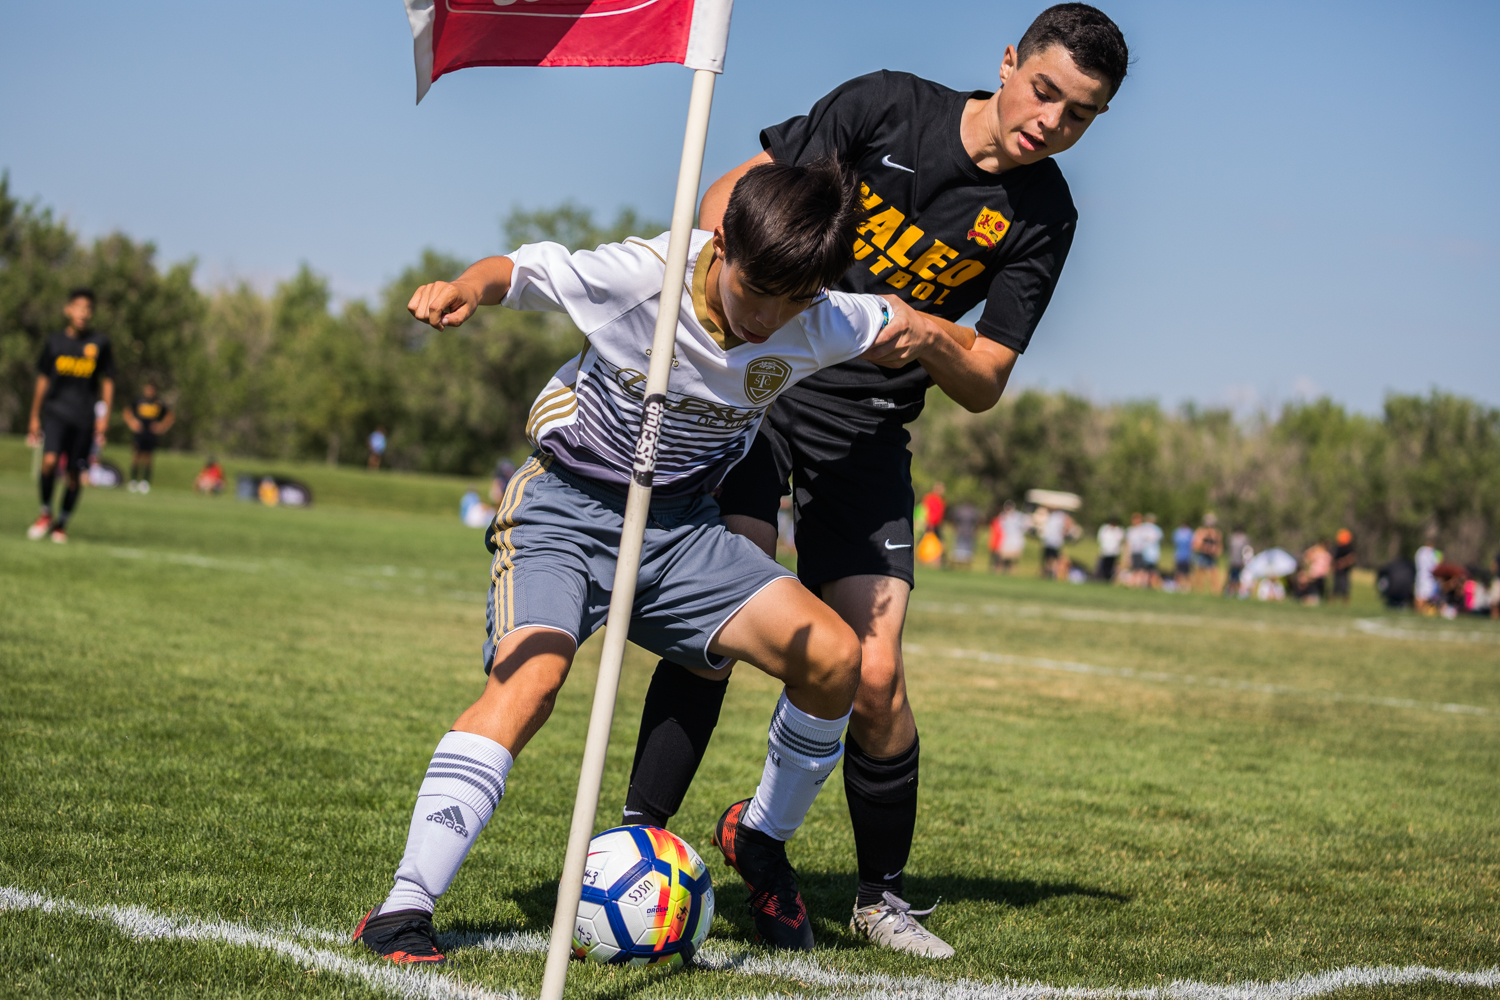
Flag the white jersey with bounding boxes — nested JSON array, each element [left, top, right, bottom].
[[1097, 523, 1124, 557], [506, 230, 887, 498]]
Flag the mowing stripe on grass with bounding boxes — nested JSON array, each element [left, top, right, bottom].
[[910, 600, 1500, 646], [6, 886, 1498, 1000], [0, 886, 520, 1000], [7, 886, 1498, 1000], [904, 644, 1493, 716]]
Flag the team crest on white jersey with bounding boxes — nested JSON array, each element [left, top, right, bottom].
[[744, 358, 791, 403]]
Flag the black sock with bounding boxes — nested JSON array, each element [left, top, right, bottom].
[[129, 461, 139, 481], [142, 462, 152, 483], [39, 470, 57, 514], [56, 482, 80, 528], [844, 732, 920, 907], [622, 659, 729, 828]]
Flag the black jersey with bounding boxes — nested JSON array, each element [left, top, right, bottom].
[[761, 70, 1077, 425], [131, 396, 170, 428], [37, 331, 115, 427]]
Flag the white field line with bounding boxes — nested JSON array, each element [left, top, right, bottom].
[[0, 886, 519, 1000], [6, 886, 1498, 1000], [904, 644, 1493, 717], [713, 959, 1500, 1000], [910, 600, 1500, 646]]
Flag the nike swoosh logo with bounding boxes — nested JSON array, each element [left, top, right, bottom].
[[881, 154, 915, 173], [622, 810, 643, 817], [884, 540, 912, 550], [882, 870, 904, 880]]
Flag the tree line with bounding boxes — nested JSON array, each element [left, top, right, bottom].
[[4, 175, 1496, 565]]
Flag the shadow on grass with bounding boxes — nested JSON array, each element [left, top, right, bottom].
[[450, 870, 1128, 957], [718, 869, 1130, 949]]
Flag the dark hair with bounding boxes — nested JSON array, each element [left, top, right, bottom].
[[720, 157, 865, 300], [67, 287, 96, 304], [1018, 4, 1128, 98]]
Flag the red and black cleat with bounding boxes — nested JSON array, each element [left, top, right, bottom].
[[713, 798, 815, 951], [353, 907, 447, 965]]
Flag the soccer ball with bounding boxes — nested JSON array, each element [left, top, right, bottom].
[[573, 825, 714, 968]]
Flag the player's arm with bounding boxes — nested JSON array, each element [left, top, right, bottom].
[[864, 300, 1014, 412], [26, 374, 49, 446], [153, 410, 175, 434], [408, 256, 515, 330], [122, 408, 142, 433], [699, 151, 774, 232], [96, 379, 114, 445]]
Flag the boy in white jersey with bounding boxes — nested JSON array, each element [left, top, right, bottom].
[[355, 160, 963, 962]]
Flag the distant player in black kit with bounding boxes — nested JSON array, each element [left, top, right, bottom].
[[622, 4, 1127, 956], [122, 382, 174, 493], [26, 288, 115, 544]]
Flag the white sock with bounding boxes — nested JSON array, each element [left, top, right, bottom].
[[743, 693, 849, 841], [382, 730, 514, 914]]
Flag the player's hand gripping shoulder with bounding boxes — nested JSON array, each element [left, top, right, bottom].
[[861, 295, 977, 368], [407, 256, 515, 330]]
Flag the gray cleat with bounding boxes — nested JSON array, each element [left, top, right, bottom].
[[849, 891, 955, 959]]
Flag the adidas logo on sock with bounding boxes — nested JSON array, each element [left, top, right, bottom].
[[425, 805, 469, 838]]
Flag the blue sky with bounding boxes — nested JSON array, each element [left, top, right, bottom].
[[3, 1, 1497, 412]]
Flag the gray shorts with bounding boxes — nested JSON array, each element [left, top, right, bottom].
[[481, 455, 795, 672]]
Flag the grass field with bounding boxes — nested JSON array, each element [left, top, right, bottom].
[[3, 438, 1498, 1000]]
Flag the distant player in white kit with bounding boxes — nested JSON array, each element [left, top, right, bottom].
[[354, 159, 970, 963]]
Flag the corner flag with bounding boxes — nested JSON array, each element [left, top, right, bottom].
[[399, 4, 733, 998], [404, 0, 732, 102]]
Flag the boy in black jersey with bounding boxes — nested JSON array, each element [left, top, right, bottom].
[[122, 382, 174, 493], [26, 288, 115, 544], [622, 4, 1127, 956]]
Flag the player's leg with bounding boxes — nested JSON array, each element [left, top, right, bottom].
[[139, 437, 157, 490], [49, 426, 91, 541], [621, 426, 788, 829], [788, 417, 954, 958], [628, 488, 857, 951], [360, 456, 592, 964], [705, 575, 860, 951]]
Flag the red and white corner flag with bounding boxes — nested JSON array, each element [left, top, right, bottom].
[[403, 0, 733, 102]]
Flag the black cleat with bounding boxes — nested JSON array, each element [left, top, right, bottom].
[[713, 798, 815, 951], [353, 907, 447, 965]]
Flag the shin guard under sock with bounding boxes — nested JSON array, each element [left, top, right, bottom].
[[623, 659, 729, 828], [743, 693, 849, 842], [844, 732, 920, 906], [383, 730, 513, 915]]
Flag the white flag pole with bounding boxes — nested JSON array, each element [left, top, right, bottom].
[[538, 65, 718, 1000]]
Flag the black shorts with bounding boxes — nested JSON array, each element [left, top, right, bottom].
[[1333, 569, 1351, 596], [133, 431, 158, 452], [42, 416, 93, 472], [717, 396, 915, 589]]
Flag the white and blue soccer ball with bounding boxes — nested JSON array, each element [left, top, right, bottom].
[[573, 825, 714, 968]]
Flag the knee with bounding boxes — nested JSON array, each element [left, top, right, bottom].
[[40, 455, 58, 473], [807, 624, 862, 701]]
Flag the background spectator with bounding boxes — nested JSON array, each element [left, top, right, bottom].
[[193, 456, 225, 495], [1332, 528, 1356, 603], [367, 426, 387, 470], [1172, 521, 1195, 590], [1096, 515, 1124, 582], [997, 500, 1027, 574], [950, 501, 980, 569], [1192, 513, 1223, 593], [1040, 506, 1071, 579], [1225, 527, 1250, 596], [1415, 540, 1440, 613]]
